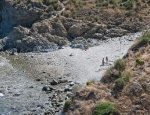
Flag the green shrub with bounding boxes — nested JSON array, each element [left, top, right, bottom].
[[121, 0, 134, 10], [101, 67, 120, 83], [136, 58, 144, 65], [114, 59, 126, 72], [114, 78, 125, 90], [132, 31, 150, 50], [121, 72, 131, 82], [63, 99, 72, 112], [93, 102, 118, 115], [86, 80, 95, 86]]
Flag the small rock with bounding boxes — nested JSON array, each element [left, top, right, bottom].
[[10, 48, 17, 55], [29, 86, 34, 88], [85, 91, 96, 100], [68, 81, 75, 86], [0, 93, 4, 97], [58, 79, 68, 84], [42, 85, 54, 92], [50, 79, 58, 85], [69, 54, 73, 56], [66, 92, 74, 98], [35, 78, 41, 81], [64, 85, 72, 92], [13, 93, 21, 96]]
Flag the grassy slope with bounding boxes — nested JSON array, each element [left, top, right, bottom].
[[62, 0, 150, 29]]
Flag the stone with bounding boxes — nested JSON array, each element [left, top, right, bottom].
[[68, 81, 75, 86], [0, 93, 4, 97], [85, 91, 96, 100], [68, 24, 89, 38], [50, 79, 58, 85], [64, 85, 72, 92], [58, 79, 68, 84], [42, 85, 54, 92]]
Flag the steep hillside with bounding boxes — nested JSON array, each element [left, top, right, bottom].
[[0, 0, 149, 52], [64, 31, 150, 115]]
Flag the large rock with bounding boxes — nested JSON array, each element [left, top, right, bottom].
[[43, 33, 68, 46], [31, 21, 53, 34], [71, 37, 89, 49], [51, 20, 68, 37], [105, 28, 128, 37], [0, 0, 42, 37], [68, 23, 89, 38], [1, 26, 58, 52], [83, 23, 107, 38]]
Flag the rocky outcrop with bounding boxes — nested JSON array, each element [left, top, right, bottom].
[[0, 0, 148, 52], [0, 0, 62, 37]]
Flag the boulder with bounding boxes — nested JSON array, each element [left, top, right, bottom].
[[42, 85, 54, 92], [68, 24, 89, 38], [71, 37, 89, 50], [42, 33, 68, 46], [125, 82, 143, 97], [51, 20, 68, 37], [31, 21, 53, 34]]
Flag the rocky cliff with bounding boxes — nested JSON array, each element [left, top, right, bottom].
[[0, 0, 149, 52]]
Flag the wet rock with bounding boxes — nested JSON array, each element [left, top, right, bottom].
[[42, 85, 54, 92]]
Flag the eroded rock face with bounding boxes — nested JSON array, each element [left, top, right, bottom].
[[0, 0, 42, 37], [2, 26, 59, 52], [0, 0, 62, 37], [0, 0, 146, 52]]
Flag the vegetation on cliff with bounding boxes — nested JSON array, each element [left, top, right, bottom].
[[64, 31, 150, 115]]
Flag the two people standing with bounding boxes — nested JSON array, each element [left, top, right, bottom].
[[101, 56, 108, 66]]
